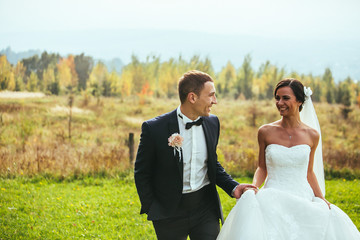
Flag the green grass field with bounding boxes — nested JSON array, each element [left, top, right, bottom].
[[1, 175, 359, 239]]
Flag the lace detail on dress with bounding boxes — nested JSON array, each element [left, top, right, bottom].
[[264, 144, 314, 200]]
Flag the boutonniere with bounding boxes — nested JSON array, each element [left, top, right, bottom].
[[168, 133, 183, 162]]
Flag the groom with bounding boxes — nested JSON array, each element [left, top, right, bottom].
[[134, 70, 256, 239]]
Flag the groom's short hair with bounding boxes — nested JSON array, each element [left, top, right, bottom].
[[178, 70, 214, 104]]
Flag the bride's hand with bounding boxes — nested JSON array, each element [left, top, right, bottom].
[[233, 184, 258, 199], [321, 197, 331, 209]]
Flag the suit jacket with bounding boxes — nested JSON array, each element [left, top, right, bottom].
[[134, 109, 238, 223]]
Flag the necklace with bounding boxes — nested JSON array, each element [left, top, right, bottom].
[[283, 122, 301, 140]]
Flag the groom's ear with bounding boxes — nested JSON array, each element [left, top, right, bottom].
[[187, 92, 198, 104]]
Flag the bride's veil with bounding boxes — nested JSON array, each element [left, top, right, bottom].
[[300, 87, 326, 196]]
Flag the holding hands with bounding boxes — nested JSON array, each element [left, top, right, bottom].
[[233, 184, 259, 199]]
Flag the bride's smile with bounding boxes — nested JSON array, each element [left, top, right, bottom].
[[275, 86, 302, 117]]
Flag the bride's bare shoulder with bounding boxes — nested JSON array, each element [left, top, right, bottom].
[[301, 123, 320, 138], [258, 121, 281, 135], [301, 123, 320, 145]]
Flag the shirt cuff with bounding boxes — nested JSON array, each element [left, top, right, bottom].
[[231, 185, 238, 197]]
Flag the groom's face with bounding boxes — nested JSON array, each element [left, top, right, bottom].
[[193, 81, 217, 117]]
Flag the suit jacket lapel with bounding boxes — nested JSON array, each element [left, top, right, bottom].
[[202, 117, 216, 180], [168, 109, 183, 182]]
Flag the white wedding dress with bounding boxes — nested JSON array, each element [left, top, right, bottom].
[[217, 144, 360, 240]]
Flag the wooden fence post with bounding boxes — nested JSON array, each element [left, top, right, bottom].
[[128, 133, 134, 164]]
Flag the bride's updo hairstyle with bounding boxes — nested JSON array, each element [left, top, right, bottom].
[[274, 78, 305, 112]]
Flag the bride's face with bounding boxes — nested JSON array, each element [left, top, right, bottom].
[[275, 86, 302, 116]]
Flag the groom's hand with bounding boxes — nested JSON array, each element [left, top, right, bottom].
[[233, 184, 258, 199]]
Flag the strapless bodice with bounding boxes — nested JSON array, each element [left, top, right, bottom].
[[264, 144, 314, 199]]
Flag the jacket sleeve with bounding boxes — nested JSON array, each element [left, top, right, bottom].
[[213, 117, 239, 196], [215, 161, 239, 197], [134, 121, 156, 214]]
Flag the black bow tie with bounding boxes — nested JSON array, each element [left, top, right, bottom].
[[185, 118, 203, 129]]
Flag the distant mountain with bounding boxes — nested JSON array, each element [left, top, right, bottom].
[[95, 58, 124, 73], [1, 29, 359, 81], [1, 47, 124, 73], [0, 47, 41, 65]]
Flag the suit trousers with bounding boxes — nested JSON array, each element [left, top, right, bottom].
[[152, 185, 220, 240]]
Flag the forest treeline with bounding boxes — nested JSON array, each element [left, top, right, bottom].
[[0, 51, 359, 108]]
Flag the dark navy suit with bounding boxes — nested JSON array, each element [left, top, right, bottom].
[[134, 109, 238, 238]]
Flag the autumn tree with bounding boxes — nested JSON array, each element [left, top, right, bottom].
[[144, 55, 160, 97], [38, 52, 60, 83], [27, 72, 39, 91], [14, 61, 26, 91], [0, 55, 15, 90], [107, 70, 121, 96], [57, 55, 79, 92], [253, 61, 284, 100], [217, 61, 236, 97], [119, 67, 133, 97], [43, 67, 58, 94], [157, 58, 180, 98], [130, 55, 147, 94], [88, 62, 108, 97], [188, 55, 215, 77]]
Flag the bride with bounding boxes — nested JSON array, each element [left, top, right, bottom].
[[217, 79, 360, 240]]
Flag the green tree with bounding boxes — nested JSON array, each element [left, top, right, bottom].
[[237, 54, 254, 99], [38, 51, 60, 81], [22, 55, 39, 77], [339, 81, 352, 119], [74, 53, 93, 91], [322, 68, 335, 103]]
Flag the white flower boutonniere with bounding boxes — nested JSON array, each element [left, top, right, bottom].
[[168, 133, 183, 161]]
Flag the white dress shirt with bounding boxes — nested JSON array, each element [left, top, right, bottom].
[[177, 106, 210, 193]]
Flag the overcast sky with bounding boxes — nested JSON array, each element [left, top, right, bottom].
[[1, 0, 359, 39], [1, 0, 360, 81]]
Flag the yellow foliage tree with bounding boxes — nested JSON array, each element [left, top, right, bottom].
[[158, 59, 180, 98], [57, 55, 79, 90], [253, 62, 283, 99], [88, 62, 108, 96], [42, 67, 56, 92], [14, 61, 26, 91], [0, 55, 15, 90], [107, 71, 121, 96], [217, 61, 236, 97], [27, 72, 39, 91], [119, 67, 133, 97]]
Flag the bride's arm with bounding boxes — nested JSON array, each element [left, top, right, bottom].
[[252, 126, 268, 189], [307, 130, 331, 208]]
